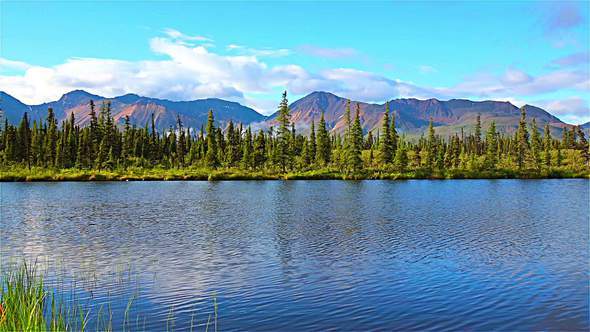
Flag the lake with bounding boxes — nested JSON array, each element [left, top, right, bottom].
[[1, 180, 588, 330]]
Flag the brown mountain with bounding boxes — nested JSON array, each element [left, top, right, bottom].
[[0, 90, 266, 130], [268, 91, 569, 137], [1, 90, 576, 137]]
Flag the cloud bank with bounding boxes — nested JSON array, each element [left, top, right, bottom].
[[0, 30, 587, 123]]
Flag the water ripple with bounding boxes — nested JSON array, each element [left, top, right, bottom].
[[1, 180, 588, 330]]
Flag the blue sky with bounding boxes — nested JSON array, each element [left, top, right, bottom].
[[0, 1, 588, 123]]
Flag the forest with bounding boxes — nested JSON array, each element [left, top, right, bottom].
[[1, 92, 588, 181]]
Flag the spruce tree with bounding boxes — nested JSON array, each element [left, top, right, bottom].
[[95, 136, 108, 170], [252, 129, 266, 169], [276, 91, 292, 172], [89, 100, 99, 158], [485, 121, 498, 169], [45, 108, 58, 167], [241, 126, 253, 169], [215, 127, 224, 165], [176, 115, 185, 168], [309, 119, 316, 163], [530, 119, 541, 170], [390, 111, 398, 161], [516, 106, 529, 169], [474, 114, 482, 155], [379, 103, 392, 166], [394, 142, 408, 172], [347, 104, 363, 172], [17, 112, 31, 168], [205, 109, 219, 168], [543, 124, 552, 167], [426, 118, 436, 169], [366, 130, 374, 150], [225, 121, 238, 167], [301, 138, 311, 167], [315, 112, 330, 166]]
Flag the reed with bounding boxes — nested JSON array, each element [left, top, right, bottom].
[[0, 262, 217, 332]]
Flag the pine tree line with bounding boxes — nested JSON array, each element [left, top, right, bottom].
[[1, 92, 588, 176]]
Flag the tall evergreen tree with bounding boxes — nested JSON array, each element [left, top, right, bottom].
[[426, 118, 436, 169], [276, 91, 292, 172], [379, 103, 392, 165], [205, 109, 219, 168], [543, 124, 552, 167], [347, 104, 363, 172], [474, 114, 482, 155], [176, 115, 186, 168], [17, 112, 31, 168], [241, 126, 253, 169], [252, 129, 266, 169], [516, 106, 529, 169], [530, 119, 541, 170], [0, 93, 587, 178], [45, 108, 58, 167], [485, 121, 498, 169], [390, 111, 398, 161], [394, 141, 408, 172], [309, 119, 316, 163], [315, 112, 330, 166]]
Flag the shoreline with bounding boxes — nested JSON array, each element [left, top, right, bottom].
[[2, 168, 588, 182]]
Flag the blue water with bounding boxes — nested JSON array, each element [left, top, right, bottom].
[[1, 180, 588, 330]]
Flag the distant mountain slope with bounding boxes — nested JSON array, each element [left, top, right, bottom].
[[0, 91, 31, 123], [0, 90, 576, 137], [268, 91, 568, 136], [0, 90, 266, 130]]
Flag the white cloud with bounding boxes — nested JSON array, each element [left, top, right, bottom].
[[419, 65, 437, 75], [163, 28, 213, 42], [225, 44, 291, 57], [534, 97, 590, 124], [431, 67, 589, 99], [0, 29, 587, 122], [501, 68, 532, 85], [0, 58, 32, 72], [549, 52, 590, 68], [298, 45, 358, 58]]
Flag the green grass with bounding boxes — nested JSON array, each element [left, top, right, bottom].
[[0, 165, 588, 182], [0, 261, 77, 332], [0, 262, 218, 332]]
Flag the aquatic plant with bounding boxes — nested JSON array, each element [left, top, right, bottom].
[[0, 262, 217, 332]]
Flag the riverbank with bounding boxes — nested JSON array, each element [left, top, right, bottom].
[[1, 167, 588, 181]]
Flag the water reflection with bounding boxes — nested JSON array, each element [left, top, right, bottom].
[[1, 180, 588, 330]]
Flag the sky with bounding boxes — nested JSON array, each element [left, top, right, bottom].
[[0, 1, 588, 123]]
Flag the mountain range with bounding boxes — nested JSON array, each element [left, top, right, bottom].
[[0, 90, 264, 131], [0, 90, 584, 137]]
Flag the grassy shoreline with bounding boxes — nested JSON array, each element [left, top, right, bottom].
[[0, 261, 217, 332], [1, 167, 588, 182]]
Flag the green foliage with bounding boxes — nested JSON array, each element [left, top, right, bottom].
[[516, 106, 530, 169], [0, 262, 86, 332], [0, 92, 587, 180], [0, 262, 219, 332], [205, 110, 219, 168], [276, 91, 292, 172], [315, 112, 331, 166], [346, 104, 363, 173], [378, 103, 392, 165]]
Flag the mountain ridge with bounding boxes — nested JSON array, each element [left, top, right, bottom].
[[0, 90, 578, 136], [0, 90, 266, 130], [270, 91, 568, 136]]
